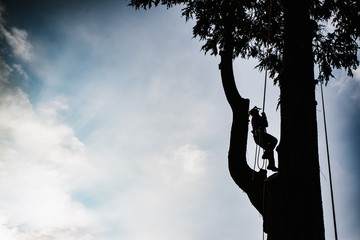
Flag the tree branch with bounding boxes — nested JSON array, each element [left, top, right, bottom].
[[219, 4, 266, 215]]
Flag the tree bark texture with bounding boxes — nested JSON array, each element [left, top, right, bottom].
[[275, 0, 325, 239]]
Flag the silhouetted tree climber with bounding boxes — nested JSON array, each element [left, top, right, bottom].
[[249, 106, 278, 171]]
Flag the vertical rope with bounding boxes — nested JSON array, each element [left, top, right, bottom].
[[320, 83, 338, 240], [252, 135, 265, 181], [252, 144, 259, 181], [262, 66, 268, 112]]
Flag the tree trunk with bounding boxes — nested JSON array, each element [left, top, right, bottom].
[[269, 0, 325, 239]]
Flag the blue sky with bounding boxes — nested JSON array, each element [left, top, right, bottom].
[[0, 0, 359, 239]]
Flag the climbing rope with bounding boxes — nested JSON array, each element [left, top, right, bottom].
[[252, 0, 273, 176], [252, 136, 266, 181], [320, 82, 338, 240], [258, 158, 267, 170], [255, 134, 266, 170], [252, 144, 259, 180]]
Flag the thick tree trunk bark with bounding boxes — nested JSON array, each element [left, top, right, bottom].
[[270, 0, 325, 239]]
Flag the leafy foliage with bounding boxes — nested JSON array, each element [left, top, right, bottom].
[[312, 0, 360, 82], [128, 0, 359, 83]]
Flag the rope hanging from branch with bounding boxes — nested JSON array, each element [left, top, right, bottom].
[[252, 0, 273, 179], [320, 82, 338, 240]]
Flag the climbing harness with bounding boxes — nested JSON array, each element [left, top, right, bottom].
[[320, 82, 338, 240]]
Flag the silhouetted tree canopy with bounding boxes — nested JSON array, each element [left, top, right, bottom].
[[128, 0, 359, 82]]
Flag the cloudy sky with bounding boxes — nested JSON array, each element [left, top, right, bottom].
[[0, 0, 359, 239]]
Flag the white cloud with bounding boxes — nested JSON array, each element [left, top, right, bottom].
[[325, 68, 360, 105], [353, 65, 360, 80], [0, 61, 100, 239], [351, 66, 360, 100], [0, 58, 12, 83], [0, 212, 95, 240], [0, 26, 32, 61], [158, 144, 208, 185], [31, 9, 266, 239], [12, 64, 29, 81]]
